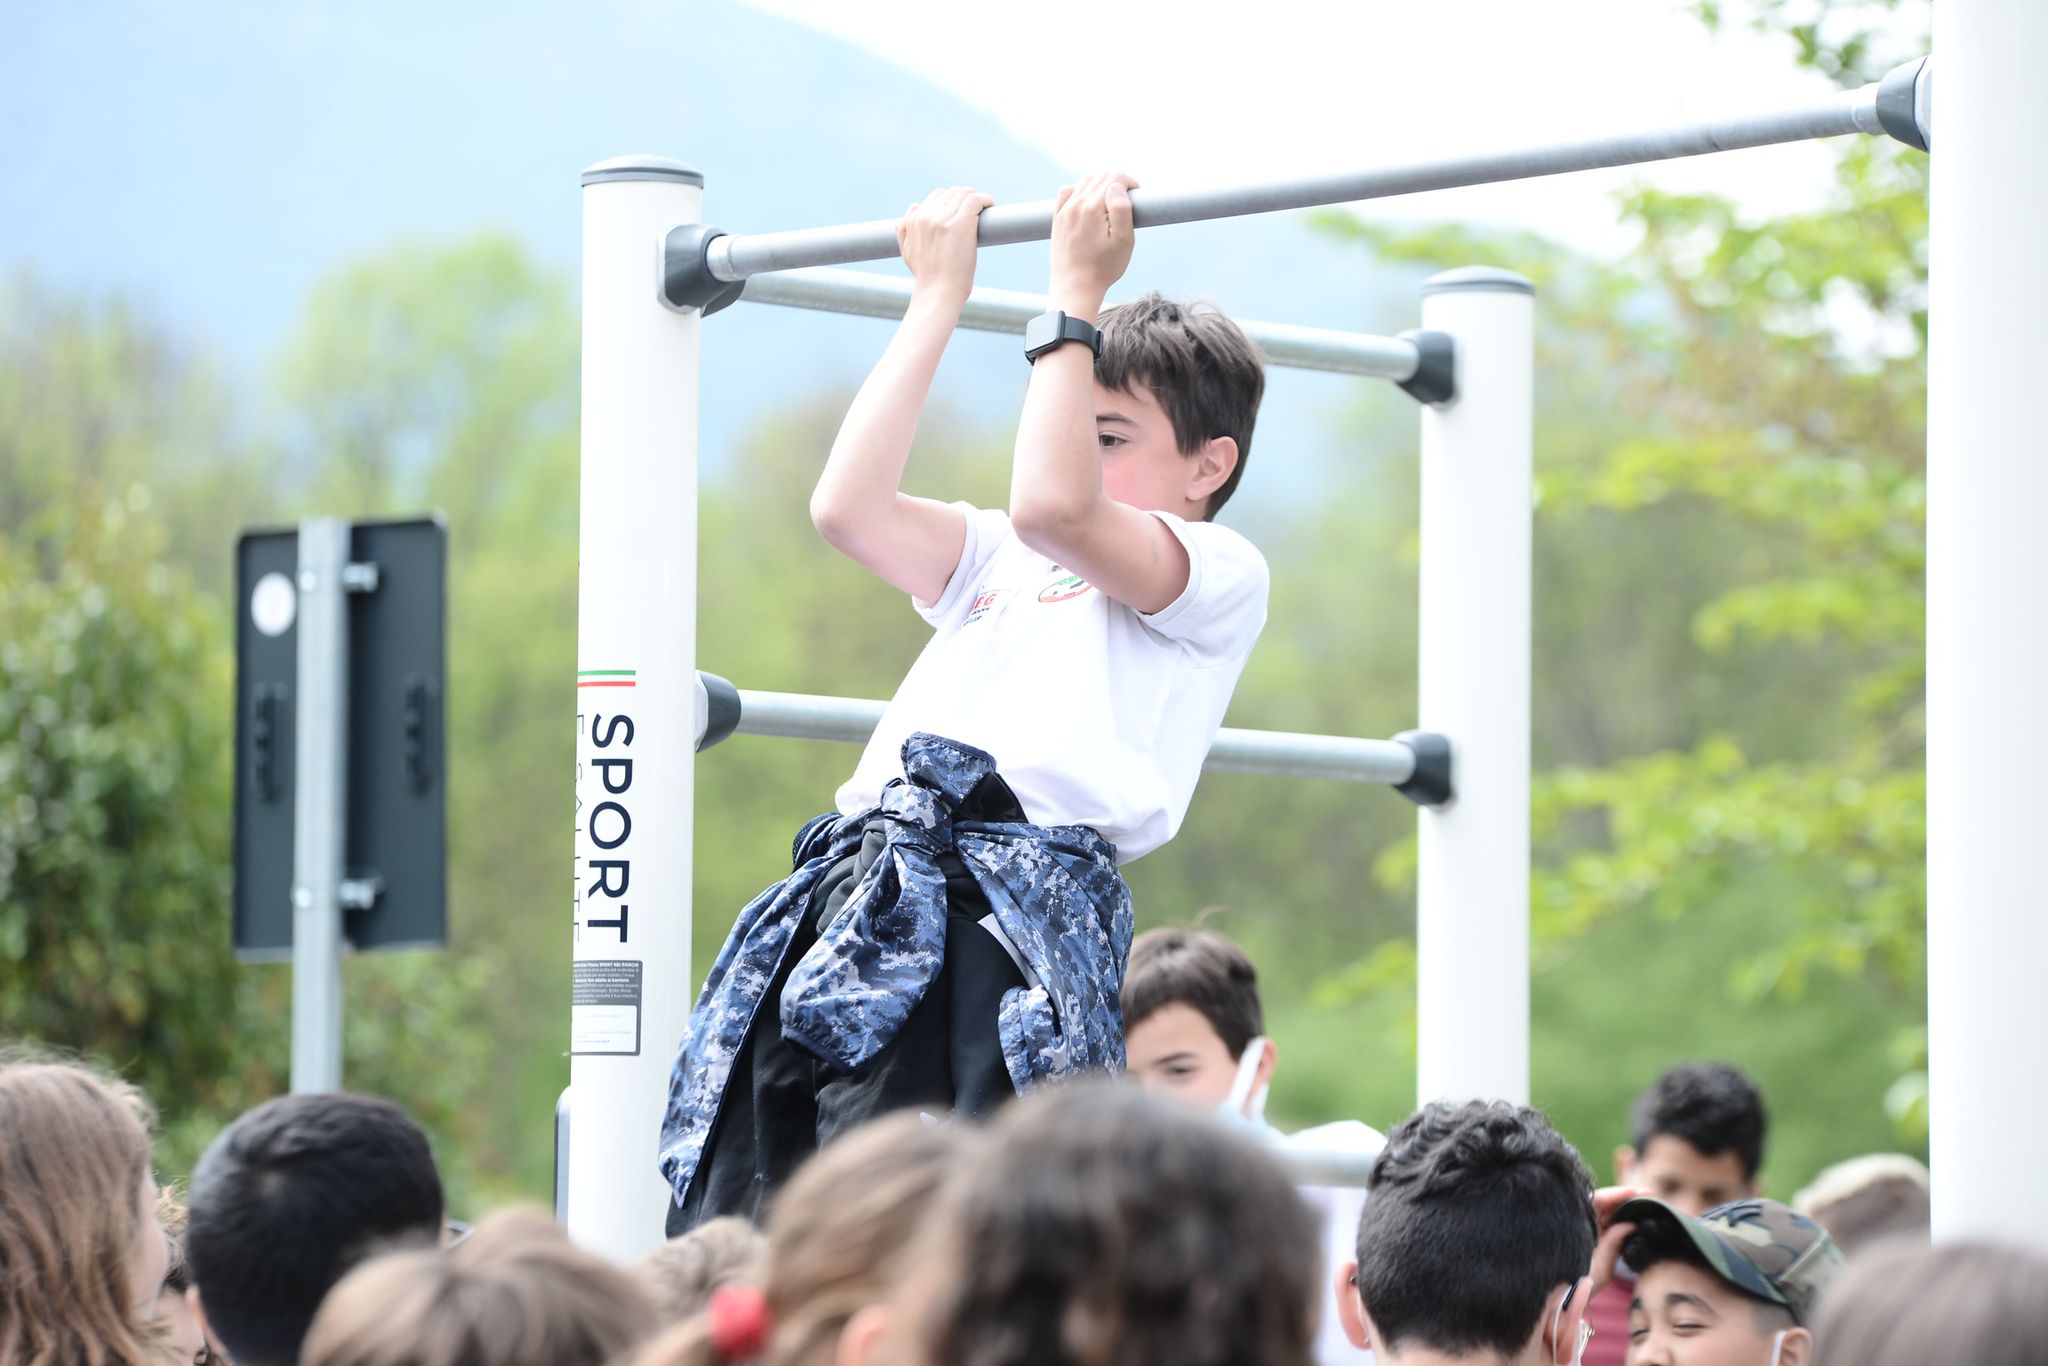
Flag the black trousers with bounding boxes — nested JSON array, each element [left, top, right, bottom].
[[670, 780, 1028, 1233]]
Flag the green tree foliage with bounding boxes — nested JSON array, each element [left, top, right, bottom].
[[0, 275, 269, 590], [0, 494, 506, 1195], [1313, 8, 1932, 1152], [1, 499, 245, 1139]]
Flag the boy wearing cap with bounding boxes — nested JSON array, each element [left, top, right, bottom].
[[1617, 1197, 1843, 1366], [1587, 1062, 1770, 1365]]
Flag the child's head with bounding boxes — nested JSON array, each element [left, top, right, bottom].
[[1618, 1062, 1768, 1216], [634, 1111, 969, 1366], [1811, 1241, 2048, 1366], [0, 1058, 166, 1366], [632, 1215, 767, 1325], [1345, 1100, 1598, 1364], [1619, 1197, 1842, 1366], [187, 1091, 446, 1366], [300, 1206, 657, 1366], [890, 1082, 1321, 1366], [1120, 927, 1273, 1114], [1792, 1153, 1930, 1257], [1094, 294, 1265, 522]]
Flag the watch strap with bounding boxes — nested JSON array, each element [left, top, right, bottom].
[[1024, 310, 1103, 363]]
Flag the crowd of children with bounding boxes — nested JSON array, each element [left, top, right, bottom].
[[1, 1044, 2036, 1366]]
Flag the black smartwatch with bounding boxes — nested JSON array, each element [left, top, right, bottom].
[[1023, 310, 1102, 364]]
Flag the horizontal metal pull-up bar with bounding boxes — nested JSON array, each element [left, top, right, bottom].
[[678, 58, 1928, 288], [690, 672, 1454, 805], [739, 267, 1428, 382]]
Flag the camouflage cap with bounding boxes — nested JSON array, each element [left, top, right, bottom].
[[1615, 1196, 1845, 1326]]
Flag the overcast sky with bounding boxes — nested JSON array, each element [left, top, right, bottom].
[[740, 0, 1906, 253]]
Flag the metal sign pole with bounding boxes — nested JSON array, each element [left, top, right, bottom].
[[290, 517, 352, 1093]]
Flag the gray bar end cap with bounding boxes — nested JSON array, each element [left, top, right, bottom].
[[1395, 330, 1457, 406], [1877, 56, 1931, 152], [1423, 266, 1536, 297], [582, 155, 705, 188], [1392, 730, 1454, 808], [695, 671, 743, 752], [664, 223, 745, 315]]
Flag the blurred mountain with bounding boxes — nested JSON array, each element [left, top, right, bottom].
[[3, 0, 1415, 501]]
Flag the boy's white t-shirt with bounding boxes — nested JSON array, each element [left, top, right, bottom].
[[835, 503, 1268, 862]]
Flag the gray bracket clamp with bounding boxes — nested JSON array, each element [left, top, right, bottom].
[[1392, 730, 1454, 807], [663, 224, 746, 315], [1395, 331, 1457, 406], [1877, 56, 1932, 153]]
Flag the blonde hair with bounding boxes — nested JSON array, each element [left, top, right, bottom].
[[300, 1207, 656, 1366], [0, 1058, 161, 1366], [632, 1216, 766, 1324], [634, 1112, 969, 1366], [1793, 1153, 1931, 1256]]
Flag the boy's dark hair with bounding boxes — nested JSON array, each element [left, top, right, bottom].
[[1354, 1100, 1598, 1358], [901, 1083, 1321, 1366], [1122, 927, 1264, 1056], [186, 1093, 446, 1366], [1631, 1062, 1768, 1179], [1096, 292, 1265, 519]]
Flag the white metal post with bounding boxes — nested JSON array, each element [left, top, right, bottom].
[[290, 517, 351, 1094], [1927, 3, 2048, 1244], [571, 156, 703, 1262], [1414, 268, 1535, 1108]]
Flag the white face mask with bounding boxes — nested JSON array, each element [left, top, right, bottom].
[[1220, 1035, 1269, 1121], [1769, 1329, 1788, 1366], [1550, 1280, 1592, 1366]]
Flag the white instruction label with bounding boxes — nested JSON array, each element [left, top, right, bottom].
[[571, 960, 642, 1055]]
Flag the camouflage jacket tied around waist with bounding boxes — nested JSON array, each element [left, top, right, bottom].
[[658, 733, 1134, 1207]]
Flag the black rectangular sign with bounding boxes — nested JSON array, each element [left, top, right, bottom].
[[232, 517, 448, 957]]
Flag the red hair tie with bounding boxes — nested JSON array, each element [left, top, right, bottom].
[[707, 1285, 773, 1361]]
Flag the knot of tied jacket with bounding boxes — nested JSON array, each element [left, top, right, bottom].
[[777, 734, 997, 1072]]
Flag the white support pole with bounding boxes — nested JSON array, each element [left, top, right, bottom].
[[1414, 268, 1534, 1108], [1927, 3, 2048, 1245], [571, 156, 703, 1262]]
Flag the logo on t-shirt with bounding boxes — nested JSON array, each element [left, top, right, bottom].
[[965, 589, 1004, 624], [1038, 570, 1093, 604]]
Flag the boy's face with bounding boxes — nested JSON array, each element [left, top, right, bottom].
[[1094, 382, 1205, 518], [1627, 1261, 1790, 1366], [1125, 1003, 1240, 1110], [1618, 1136, 1756, 1217]]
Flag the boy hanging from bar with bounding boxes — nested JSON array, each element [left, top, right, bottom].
[[659, 173, 1271, 1229]]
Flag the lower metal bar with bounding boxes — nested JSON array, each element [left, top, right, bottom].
[[731, 688, 1416, 786], [739, 267, 1421, 381]]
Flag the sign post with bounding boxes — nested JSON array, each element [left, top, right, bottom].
[[233, 515, 448, 1092]]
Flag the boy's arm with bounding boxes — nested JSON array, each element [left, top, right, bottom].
[[810, 186, 995, 604], [1009, 171, 1191, 617]]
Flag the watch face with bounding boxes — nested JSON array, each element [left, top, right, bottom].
[[1025, 310, 1064, 356]]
